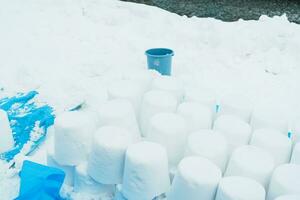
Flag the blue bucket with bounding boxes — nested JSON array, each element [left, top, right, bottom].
[[145, 48, 174, 76]]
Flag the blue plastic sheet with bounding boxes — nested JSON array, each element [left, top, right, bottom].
[[0, 91, 54, 161], [15, 160, 65, 200]]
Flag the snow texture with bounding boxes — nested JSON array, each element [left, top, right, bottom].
[[0, 109, 14, 153], [291, 142, 300, 164]]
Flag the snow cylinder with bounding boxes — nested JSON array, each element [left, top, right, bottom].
[[145, 48, 174, 76], [146, 112, 187, 168], [167, 156, 222, 200], [139, 90, 177, 137], [185, 130, 229, 172], [0, 109, 14, 153], [250, 128, 292, 166], [267, 164, 300, 200], [87, 126, 136, 184], [122, 141, 170, 200], [215, 176, 266, 200], [225, 145, 274, 188]]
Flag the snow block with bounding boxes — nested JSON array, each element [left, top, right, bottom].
[[184, 87, 216, 113], [0, 109, 14, 153], [214, 115, 252, 153], [139, 90, 177, 137], [75, 162, 115, 195], [47, 142, 74, 186], [107, 79, 144, 113], [167, 156, 222, 200], [225, 145, 274, 187], [267, 164, 300, 200], [218, 94, 253, 122], [97, 99, 140, 139], [250, 128, 292, 166], [177, 102, 212, 133], [54, 111, 96, 166], [122, 141, 170, 200], [151, 76, 184, 102], [87, 126, 136, 184], [146, 113, 187, 167], [291, 142, 300, 164], [215, 176, 265, 200], [16, 160, 65, 200], [185, 130, 228, 172]]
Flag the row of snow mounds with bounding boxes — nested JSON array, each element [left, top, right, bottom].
[[48, 69, 300, 199]]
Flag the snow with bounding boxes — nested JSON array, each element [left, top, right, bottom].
[[225, 145, 275, 187], [139, 90, 177, 136], [54, 111, 96, 166], [250, 128, 292, 166], [267, 164, 300, 200], [177, 102, 212, 133], [167, 156, 221, 200], [275, 195, 300, 200], [291, 142, 300, 164], [185, 130, 228, 172], [0, 109, 14, 153], [146, 112, 187, 167], [1, 0, 300, 199], [215, 176, 266, 200], [214, 115, 252, 153], [87, 126, 136, 184], [122, 141, 170, 200]]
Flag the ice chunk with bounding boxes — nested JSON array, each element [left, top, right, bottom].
[[122, 141, 170, 200], [218, 94, 253, 122], [214, 115, 252, 153], [139, 90, 177, 137], [47, 140, 74, 186], [87, 126, 136, 184], [146, 113, 187, 167], [74, 162, 115, 195], [215, 176, 265, 200], [250, 128, 292, 166], [225, 145, 275, 187], [53, 111, 96, 166], [97, 99, 140, 139], [267, 164, 300, 200], [107, 79, 144, 113], [185, 130, 228, 172], [291, 142, 300, 164], [151, 76, 184, 102], [167, 156, 222, 200], [0, 109, 14, 153], [177, 102, 212, 133]]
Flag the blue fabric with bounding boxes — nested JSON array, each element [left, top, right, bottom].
[[15, 160, 65, 200], [0, 91, 54, 161]]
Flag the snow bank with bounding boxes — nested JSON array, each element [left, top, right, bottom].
[[139, 90, 177, 136], [185, 130, 228, 172], [177, 102, 212, 133], [225, 145, 274, 187], [168, 156, 222, 200], [87, 126, 136, 184], [0, 109, 14, 153], [122, 141, 170, 200], [250, 128, 292, 165], [215, 176, 265, 200], [267, 164, 300, 200], [146, 112, 187, 167]]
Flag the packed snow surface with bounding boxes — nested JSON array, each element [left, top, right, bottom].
[[1, 0, 300, 199]]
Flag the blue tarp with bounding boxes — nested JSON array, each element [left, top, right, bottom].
[[15, 160, 65, 200], [0, 91, 55, 161]]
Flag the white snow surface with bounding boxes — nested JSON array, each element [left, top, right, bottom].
[[1, 0, 300, 199]]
